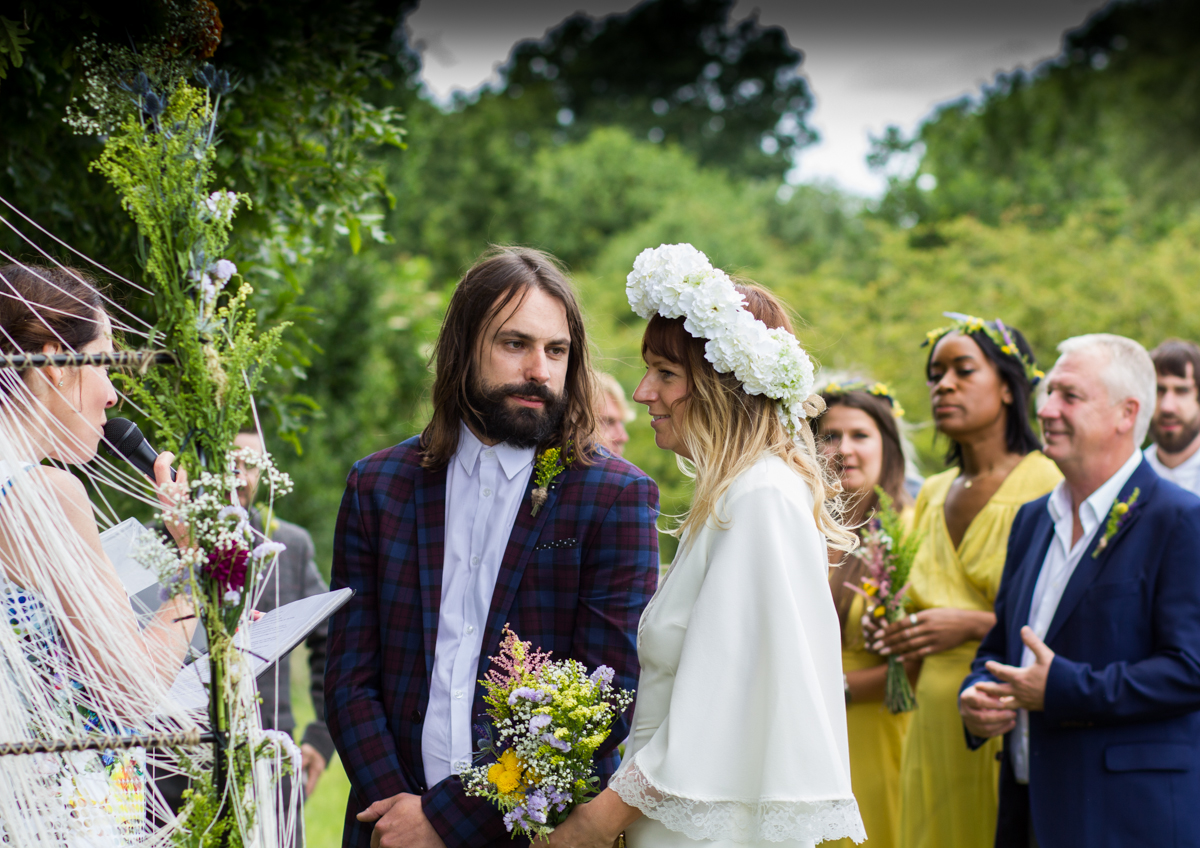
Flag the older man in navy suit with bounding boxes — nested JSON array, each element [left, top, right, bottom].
[[960, 333, 1200, 848]]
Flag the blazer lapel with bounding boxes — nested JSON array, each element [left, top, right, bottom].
[[414, 464, 448, 677], [1044, 462, 1156, 645], [1010, 512, 1055, 664], [477, 474, 562, 679]]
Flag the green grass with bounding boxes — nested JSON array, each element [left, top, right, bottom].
[[289, 646, 350, 848]]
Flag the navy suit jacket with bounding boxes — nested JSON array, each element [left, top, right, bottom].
[[325, 438, 660, 848], [963, 458, 1200, 848]]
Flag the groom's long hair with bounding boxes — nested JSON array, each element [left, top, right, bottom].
[[420, 247, 598, 470]]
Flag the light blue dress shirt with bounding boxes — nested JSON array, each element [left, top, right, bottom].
[[421, 423, 534, 785]]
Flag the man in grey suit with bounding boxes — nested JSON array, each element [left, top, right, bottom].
[[155, 429, 335, 823], [233, 427, 335, 795]]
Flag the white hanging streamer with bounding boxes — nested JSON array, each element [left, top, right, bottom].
[[0, 221, 298, 846]]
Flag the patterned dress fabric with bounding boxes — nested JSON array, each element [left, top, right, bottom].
[[0, 583, 145, 846], [897, 451, 1061, 848]]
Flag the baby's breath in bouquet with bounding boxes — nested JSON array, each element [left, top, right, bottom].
[[849, 489, 921, 714], [462, 627, 633, 841]]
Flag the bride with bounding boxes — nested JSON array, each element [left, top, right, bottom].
[[549, 244, 865, 847]]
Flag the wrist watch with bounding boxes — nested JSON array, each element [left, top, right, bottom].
[[844, 673, 852, 705]]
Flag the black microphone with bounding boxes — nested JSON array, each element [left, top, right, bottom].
[[101, 418, 177, 482]]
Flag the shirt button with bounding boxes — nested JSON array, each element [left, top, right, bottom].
[[466, 624, 475, 634], [482, 487, 493, 498], [471, 555, 480, 566], [454, 690, 464, 700], [483, 449, 495, 458]]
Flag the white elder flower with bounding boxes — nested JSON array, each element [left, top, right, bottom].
[[204, 190, 239, 222]]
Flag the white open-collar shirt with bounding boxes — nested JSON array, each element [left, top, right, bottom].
[[1012, 447, 1141, 783], [421, 423, 534, 785], [1145, 442, 1200, 498]]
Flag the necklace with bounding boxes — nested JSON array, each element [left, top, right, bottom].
[[963, 478, 973, 489]]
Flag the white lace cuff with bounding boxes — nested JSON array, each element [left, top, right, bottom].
[[609, 758, 866, 845]]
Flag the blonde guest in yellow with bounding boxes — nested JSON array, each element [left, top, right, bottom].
[[872, 316, 1060, 848], [814, 382, 916, 848]]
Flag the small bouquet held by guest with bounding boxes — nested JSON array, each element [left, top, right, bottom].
[[851, 489, 921, 713], [461, 627, 634, 841]]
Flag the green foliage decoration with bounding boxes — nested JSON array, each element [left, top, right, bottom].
[[91, 81, 281, 472], [86, 52, 295, 845], [0, 15, 33, 81]]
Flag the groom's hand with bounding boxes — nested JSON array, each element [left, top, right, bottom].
[[357, 793, 447, 848]]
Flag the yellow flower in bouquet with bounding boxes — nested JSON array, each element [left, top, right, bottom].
[[488, 749, 527, 797]]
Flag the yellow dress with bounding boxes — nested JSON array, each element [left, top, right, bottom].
[[826, 590, 910, 848], [897, 451, 1061, 848]]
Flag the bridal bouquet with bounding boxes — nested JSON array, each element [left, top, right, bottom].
[[461, 627, 634, 841], [849, 490, 921, 713]]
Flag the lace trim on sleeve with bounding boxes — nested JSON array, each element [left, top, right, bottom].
[[609, 759, 866, 845]]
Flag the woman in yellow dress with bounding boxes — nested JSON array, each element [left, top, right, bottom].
[[815, 382, 915, 848], [874, 316, 1061, 848]]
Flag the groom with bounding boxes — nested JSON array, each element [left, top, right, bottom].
[[325, 247, 660, 848]]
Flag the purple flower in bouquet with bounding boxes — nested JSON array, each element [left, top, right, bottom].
[[526, 790, 549, 824], [508, 687, 550, 706], [529, 714, 552, 732], [545, 786, 571, 813], [542, 733, 571, 752], [207, 543, 249, 592], [589, 665, 615, 687]]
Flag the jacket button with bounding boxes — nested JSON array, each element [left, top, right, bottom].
[[411, 709, 424, 723]]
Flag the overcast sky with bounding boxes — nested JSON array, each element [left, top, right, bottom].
[[406, 0, 1111, 196]]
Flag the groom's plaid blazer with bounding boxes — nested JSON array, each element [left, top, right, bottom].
[[325, 435, 659, 848]]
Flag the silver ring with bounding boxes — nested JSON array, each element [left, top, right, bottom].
[[909, 613, 919, 627]]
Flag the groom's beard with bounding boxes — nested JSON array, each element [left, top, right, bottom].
[[467, 378, 568, 449]]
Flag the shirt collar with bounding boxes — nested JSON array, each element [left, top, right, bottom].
[[1047, 447, 1143, 535], [455, 421, 535, 481], [1147, 442, 1200, 475]]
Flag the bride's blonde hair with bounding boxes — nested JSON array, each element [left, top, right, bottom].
[[643, 282, 856, 552]]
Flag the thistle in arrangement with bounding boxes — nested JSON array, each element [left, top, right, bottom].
[[848, 489, 922, 714], [461, 627, 633, 841]]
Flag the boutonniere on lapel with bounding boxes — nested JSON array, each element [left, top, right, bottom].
[[1093, 487, 1140, 559], [530, 444, 572, 517]]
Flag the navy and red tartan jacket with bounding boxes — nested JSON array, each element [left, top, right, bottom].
[[325, 435, 660, 848]]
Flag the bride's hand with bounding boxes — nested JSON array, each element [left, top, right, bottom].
[[546, 803, 617, 848]]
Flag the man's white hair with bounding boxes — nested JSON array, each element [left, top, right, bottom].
[[1056, 333, 1155, 444]]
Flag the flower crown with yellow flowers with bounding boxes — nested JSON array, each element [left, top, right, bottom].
[[923, 312, 1044, 386], [818, 380, 906, 419]]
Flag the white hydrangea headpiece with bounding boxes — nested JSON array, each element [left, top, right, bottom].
[[626, 243, 819, 433]]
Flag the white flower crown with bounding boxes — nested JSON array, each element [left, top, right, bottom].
[[626, 243, 818, 433]]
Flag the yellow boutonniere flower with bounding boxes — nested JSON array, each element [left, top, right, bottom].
[[531, 445, 572, 516]]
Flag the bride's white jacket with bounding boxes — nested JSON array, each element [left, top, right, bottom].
[[611, 454, 866, 847]]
